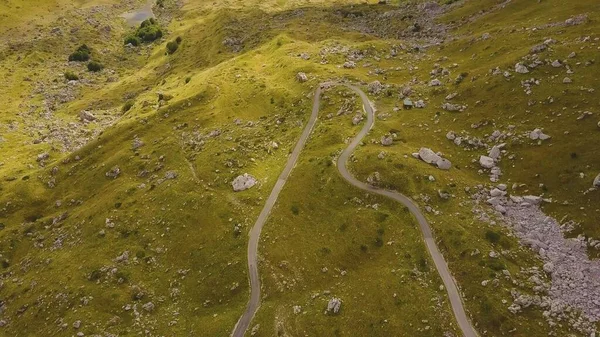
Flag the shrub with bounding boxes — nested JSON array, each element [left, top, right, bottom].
[[87, 61, 104, 72], [291, 205, 299, 215], [166, 41, 179, 54], [124, 35, 141, 46], [138, 24, 162, 42], [122, 101, 134, 112], [485, 230, 501, 244], [64, 71, 79, 81], [124, 18, 163, 45], [185, 77, 191, 84], [175, 36, 182, 44], [68, 44, 91, 62]]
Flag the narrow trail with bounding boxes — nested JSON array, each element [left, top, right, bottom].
[[231, 82, 478, 337]]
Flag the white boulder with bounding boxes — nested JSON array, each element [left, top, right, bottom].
[[232, 174, 257, 192]]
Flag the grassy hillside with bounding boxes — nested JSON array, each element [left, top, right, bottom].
[[0, 0, 599, 336]]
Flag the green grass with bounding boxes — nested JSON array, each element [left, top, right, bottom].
[[0, 0, 599, 336]]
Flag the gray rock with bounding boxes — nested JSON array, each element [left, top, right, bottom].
[[232, 174, 257, 192], [563, 77, 572, 84], [429, 79, 442, 86], [165, 171, 178, 180], [343, 61, 356, 69], [381, 135, 393, 146], [368, 81, 383, 94], [79, 110, 96, 122], [296, 72, 308, 83], [105, 166, 121, 179], [523, 195, 542, 205], [436, 158, 452, 170], [551, 60, 562, 68], [73, 320, 81, 329], [418, 148, 441, 164], [142, 302, 155, 312], [515, 63, 529, 74], [37, 152, 50, 162], [479, 155, 495, 169], [488, 145, 501, 160], [442, 102, 464, 112], [414, 100, 426, 108], [326, 298, 342, 314], [529, 128, 551, 140], [593, 174, 600, 187]]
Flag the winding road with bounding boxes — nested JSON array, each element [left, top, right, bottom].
[[231, 82, 478, 337]]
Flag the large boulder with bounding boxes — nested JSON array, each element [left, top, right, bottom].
[[436, 158, 452, 170], [418, 148, 441, 164], [381, 135, 393, 146], [488, 145, 502, 160], [479, 155, 495, 169], [232, 174, 257, 192], [515, 63, 529, 74]]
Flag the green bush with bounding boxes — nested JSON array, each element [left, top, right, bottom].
[[485, 230, 501, 244], [124, 18, 163, 45], [122, 101, 134, 113], [175, 36, 182, 44], [124, 35, 141, 46], [68, 44, 91, 62], [166, 41, 179, 54], [87, 61, 104, 72], [185, 77, 191, 84], [64, 71, 79, 81]]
